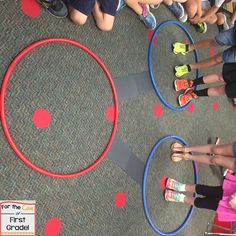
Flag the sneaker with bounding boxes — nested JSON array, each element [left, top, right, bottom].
[[164, 189, 185, 202], [178, 89, 197, 107], [150, 4, 160, 9], [174, 79, 193, 91], [173, 42, 189, 55], [166, 178, 185, 192], [140, 4, 157, 30], [167, 2, 188, 23], [117, 0, 126, 12], [196, 22, 207, 33], [38, 0, 68, 18], [175, 64, 191, 77]]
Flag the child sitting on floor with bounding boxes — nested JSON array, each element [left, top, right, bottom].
[[164, 173, 236, 222], [184, 0, 230, 33], [68, 0, 125, 31]]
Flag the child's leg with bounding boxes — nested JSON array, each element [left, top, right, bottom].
[[188, 38, 219, 52], [69, 7, 88, 25], [92, 0, 115, 32], [184, 0, 198, 19]]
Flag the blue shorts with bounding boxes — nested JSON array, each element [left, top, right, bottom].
[[215, 24, 236, 63], [69, 0, 119, 16]]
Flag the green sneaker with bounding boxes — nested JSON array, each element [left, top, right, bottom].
[[173, 42, 188, 55], [196, 22, 207, 34], [175, 65, 191, 77]]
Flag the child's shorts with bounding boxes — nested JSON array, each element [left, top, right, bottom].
[[223, 63, 236, 98], [215, 24, 236, 63], [201, 0, 211, 10], [69, 0, 119, 16]]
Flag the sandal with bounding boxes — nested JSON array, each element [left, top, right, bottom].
[[171, 142, 185, 153], [171, 152, 188, 162]]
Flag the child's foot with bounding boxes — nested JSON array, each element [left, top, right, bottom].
[[164, 189, 185, 202], [171, 152, 188, 162], [38, 0, 68, 18], [178, 89, 197, 107], [175, 65, 191, 77], [150, 4, 160, 9], [140, 4, 157, 30], [167, 2, 188, 23], [171, 142, 185, 152], [166, 178, 186, 192], [196, 22, 207, 33], [117, 0, 126, 12], [173, 42, 189, 55], [174, 79, 193, 91]]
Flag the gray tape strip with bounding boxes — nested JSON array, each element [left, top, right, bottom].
[[107, 136, 145, 185], [114, 71, 152, 103]]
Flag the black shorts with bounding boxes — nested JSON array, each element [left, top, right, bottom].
[[223, 63, 236, 98], [69, 0, 118, 16]]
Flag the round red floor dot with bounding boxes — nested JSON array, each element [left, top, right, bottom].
[[44, 218, 62, 236], [209, 47, 215, 57], [21, 0, 40, 18], [213, 101, 219, 111], [159, 176, 168, 189], [187, 103, 194, 113], [153, 104, 163, 117], [114, 192, 126, 208], [105, 105, 115, 123], [33, 108, 51, 129], [148, 31, 157, 44]]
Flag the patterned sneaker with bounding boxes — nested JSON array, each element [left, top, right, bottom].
[[150, 4, 160, 9], [166, 178, 186, 192], [174, 79, 193, 91], [117, 0, 126, 12], [164, 189, 185, 202], [196, 22, 207, 33], [178, 89, 197, 107], [38, 0, 68, 18], [167, 2, 188, 23], [140, 4, 157, 30], [173, 42, 189, 55], [175, 65, 191, 77]]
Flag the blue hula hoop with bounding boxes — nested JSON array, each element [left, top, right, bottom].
[[148, 20, 200, 111], [142, 135, 199, 235]]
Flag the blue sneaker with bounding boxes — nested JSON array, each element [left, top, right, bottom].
[[116, 0, 126, 12], [168, 2, 187, 23], [140, 4, 157, 30], [38, 0, 68, 18]]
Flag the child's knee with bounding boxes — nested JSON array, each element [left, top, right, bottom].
[[212, 146, 224, 155], [216, 13, 225, 25], [185, 1, 197, 18], [97, 20, 114, 32], [70, 10, 87, 25]]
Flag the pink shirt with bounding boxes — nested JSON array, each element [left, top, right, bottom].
[[217, 173, 236, 222]]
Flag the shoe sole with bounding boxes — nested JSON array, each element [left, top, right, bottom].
[[174, 80, 180, 91], [178, 95, 184, 107], [146, 5, 157, 30], [179, 12, 188, 23]]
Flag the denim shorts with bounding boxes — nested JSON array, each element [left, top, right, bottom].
[[69, 0, 119, 16], [215, 24, 236, 63]]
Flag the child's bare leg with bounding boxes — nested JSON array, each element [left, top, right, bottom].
[[92, 0, 115, 31], [189, 53, 223, 70], [189, 38, 219, 51], [184, 0, 197, 19], [216, 12, 225, 26], [184, 196, 195, 205], [69, 6, 88, 25], [184, 153, 235, 171], [185, 184, 196, 193]]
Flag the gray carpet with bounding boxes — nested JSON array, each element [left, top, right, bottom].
[[0, 1, 234, 235]]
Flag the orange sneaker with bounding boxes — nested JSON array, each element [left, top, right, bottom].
[[178, 89, 197, 107], [174, 79, 193, 91]]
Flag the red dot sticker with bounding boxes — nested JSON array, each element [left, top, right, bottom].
[[148, 31, 157, 44], [105, 105, 115, 123], [213, 101, 219, 111], [159, 176, 168, 189], [153, 104, 163, 117], [209, 47, 215, 57], [33, 108, 51, 129], [21, 0, 40, 18], [187, 103, 194, 113], [114, 192, 126, 208], [45, 218, 62, 236]]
